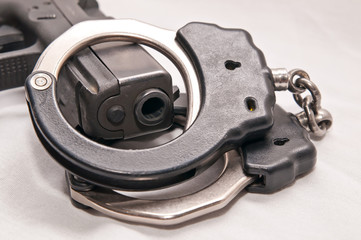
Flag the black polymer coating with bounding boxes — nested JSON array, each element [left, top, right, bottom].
[[242, 105, 316, 194]]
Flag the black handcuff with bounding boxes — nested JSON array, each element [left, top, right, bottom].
[[24, 20, 332, 225]]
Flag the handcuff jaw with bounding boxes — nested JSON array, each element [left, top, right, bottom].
[[25, 20, 275, 190], [67, 151, 255, 226], [64, 105, 316, 225]]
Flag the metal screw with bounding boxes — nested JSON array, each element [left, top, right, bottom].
[[30, 73, 52, 90]]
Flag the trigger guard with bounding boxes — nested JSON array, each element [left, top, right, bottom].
[[26, 20, 275, 190]]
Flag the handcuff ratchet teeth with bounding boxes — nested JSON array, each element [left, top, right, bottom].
[[25, 19, 331, 225]]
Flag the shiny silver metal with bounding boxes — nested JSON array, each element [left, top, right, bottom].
[[116, 154, 228, 200], [302, 95, 326, 137], [296, 106, 333, 139], [32, 19, 200, 128], [271, 68, 289, 91], [287, 69, 309, 94], [70, 150, 255, 226], [293, 77, 321, 110], [29, 73, 52, 91], [271, 68, 333, 139]]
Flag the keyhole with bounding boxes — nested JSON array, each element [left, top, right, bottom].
[[225, 60, 241, 70], [245, 97, 257, 112], [273, 138, 290, 146]]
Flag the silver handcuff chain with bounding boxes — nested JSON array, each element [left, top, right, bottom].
[[271, 68, 333, 139]]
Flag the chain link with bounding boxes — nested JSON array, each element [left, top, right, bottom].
[[271, 68, 332, 139]]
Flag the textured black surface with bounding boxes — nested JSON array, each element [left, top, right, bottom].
[[0, 0, 104, 91], [26, 22, 275, 190], [242, 105, 317, 193]]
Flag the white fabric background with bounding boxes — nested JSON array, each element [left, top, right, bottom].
[[1, 0, 361, 239]]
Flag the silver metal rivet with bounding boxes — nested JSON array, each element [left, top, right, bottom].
[[30, 73, 52, 90], [35, 77, 47, 86]]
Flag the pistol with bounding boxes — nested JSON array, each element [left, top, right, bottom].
[[0, 0, 176, 140]]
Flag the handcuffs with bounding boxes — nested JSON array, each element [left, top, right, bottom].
[[25, 19, 332, 225]]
